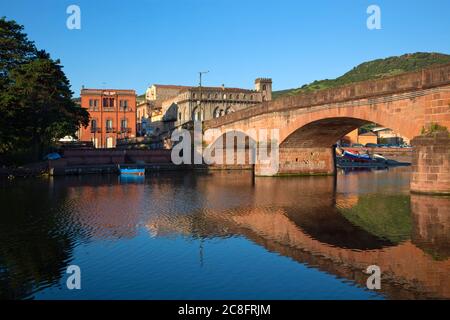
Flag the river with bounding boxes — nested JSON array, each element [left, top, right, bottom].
[[0, 167, 449, 300]]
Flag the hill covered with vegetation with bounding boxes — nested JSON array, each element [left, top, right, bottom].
[[273, 52, 450, 99]]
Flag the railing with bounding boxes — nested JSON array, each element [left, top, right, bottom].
[[90, 127, 101, 133], [105, 127, 115, 133], [120, 127, 132, 133], [119, 107, 133, 112]]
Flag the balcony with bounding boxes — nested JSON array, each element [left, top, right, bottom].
[[90, 127, 101, 133], [119, 127, 132, 134], [105, 127, 115, 133], [119, 107, 133, 112]]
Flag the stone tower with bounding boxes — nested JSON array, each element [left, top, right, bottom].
[[255, 78, 272, 101]]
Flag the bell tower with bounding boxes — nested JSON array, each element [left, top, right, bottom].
[[255, 78, 272, 101]]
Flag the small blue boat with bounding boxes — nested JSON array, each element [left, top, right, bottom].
[[118, 166, 145, 176]]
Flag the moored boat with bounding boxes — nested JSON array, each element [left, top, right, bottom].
[[342, 150, 373, 162], [118, 166, 145, 176]]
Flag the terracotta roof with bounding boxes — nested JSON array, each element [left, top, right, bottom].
[[180, 86, 256, 93], [152, 84, 193, 89], [81, 88, 136, 95]]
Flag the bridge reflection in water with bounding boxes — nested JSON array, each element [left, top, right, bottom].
[[144, 169, 450, 300], [0, 168, 449, 299]]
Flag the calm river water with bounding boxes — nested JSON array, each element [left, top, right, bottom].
[[0, 167, 449, 300]]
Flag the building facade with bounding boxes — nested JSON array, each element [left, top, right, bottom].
[[79, 89, 137, 148], [136, 100, 151, 135], [372, 127, 410, 145], [145, 84, 191, 101], [136, 84, 191, 136], [138, 78, 272, 139], [165, 78, 272, 126], [340, 127, 407, 146]]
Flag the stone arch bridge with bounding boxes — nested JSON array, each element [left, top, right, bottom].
[[203, 64, 450, 195]]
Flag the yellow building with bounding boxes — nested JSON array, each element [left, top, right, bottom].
[[341, 129, 377, 146], [358, 132, 378, 145]]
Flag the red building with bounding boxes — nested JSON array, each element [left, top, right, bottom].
[[79, 89, 137, 148]]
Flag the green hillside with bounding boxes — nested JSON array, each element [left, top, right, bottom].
[[273, 52, 450, 99]]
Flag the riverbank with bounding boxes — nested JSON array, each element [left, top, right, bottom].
[[49, 163, 199, 176], [0, 162, 49, 178], [1, 147, 413, 178]]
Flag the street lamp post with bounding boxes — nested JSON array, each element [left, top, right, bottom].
[[198, 71, 209, 121]]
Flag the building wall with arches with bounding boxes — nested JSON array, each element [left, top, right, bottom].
[[151, 78, 273, 126]]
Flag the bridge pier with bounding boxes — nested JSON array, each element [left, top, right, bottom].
[[257, 147, 336, 176], [411, 132, 450, 195]]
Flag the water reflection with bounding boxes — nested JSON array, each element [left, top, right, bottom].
[[411, 194, 450, 261], [0, 168, 449, 300], [119, 175, 145, 184], [0, 179, 76, 299]]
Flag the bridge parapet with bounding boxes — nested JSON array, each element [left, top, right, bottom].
[[205, 63, 450, 129]]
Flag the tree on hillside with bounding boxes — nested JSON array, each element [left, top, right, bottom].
[[0, 17, 89, 161]]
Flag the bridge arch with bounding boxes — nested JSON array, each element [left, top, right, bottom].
[[203, 129, 257, 169], [279, 105, 421, 147], [280, 117, 371, 148]]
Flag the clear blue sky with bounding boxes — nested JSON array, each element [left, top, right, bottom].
[[1, 0, 449, 96]]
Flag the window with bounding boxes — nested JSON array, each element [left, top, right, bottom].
[[120, 100, 128, 110], [106, 120, 113, 129], [192, 107, 202, 121], [109, 98, 114, 108], [179, 112, 182, 120], [89, 99, 99, 110], [263, 84, 266, 90], [121, 119, 127, 130], [92, 138, 98, 148], [90, 119, 98, 133], [103, 98, 108, 107], [106, 137, 114, 148], [193, 93, 196, 99], [213, 107, 220, 118]]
